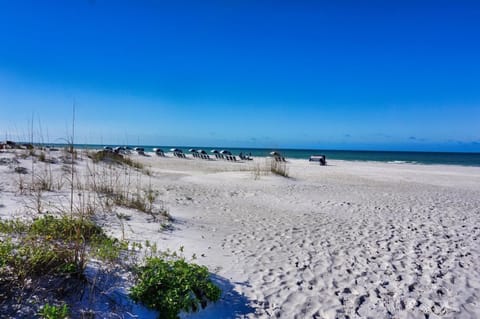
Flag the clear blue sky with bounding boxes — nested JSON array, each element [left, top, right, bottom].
[[0, 0, 479, 152]]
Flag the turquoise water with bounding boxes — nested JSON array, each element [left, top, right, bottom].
[[48, 143, 480, 167]]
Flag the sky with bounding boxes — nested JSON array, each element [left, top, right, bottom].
[[0, 0, 479, 152]]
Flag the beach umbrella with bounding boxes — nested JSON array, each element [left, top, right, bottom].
[[220, 150, 232, 155], [210, 149, 219, 153], [170, 148, 182, 153], [270, 151, 281, 157], [198, 150, 208, 154], [188, 149, 198, 153], [153, 148, 163, 152]]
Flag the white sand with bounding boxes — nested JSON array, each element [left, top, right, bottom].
[[1, 150, 480, 318]]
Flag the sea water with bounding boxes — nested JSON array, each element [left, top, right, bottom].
[[48, 143, 480, 167]]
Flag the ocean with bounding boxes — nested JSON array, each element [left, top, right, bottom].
[[45, 143, 480, 167]]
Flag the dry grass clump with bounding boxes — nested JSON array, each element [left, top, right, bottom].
[[35, 164, 54, 192], [249, 159, 289, 179], [38, 152, 46, 162], [86, 153, 170, 224], [252, 162, 265, 180], [89, 150, 144, 170], [89, 150, 123, 164], [270, 158, 289, 177]]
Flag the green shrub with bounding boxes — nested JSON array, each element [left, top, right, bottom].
[[0, 238, 15, 267], [29, 215, 103, 241], [0, 239, 76, 280], [130, 257, 221, 319], [4, 238, 76, 277], [18, 241, 75, 276], [0, 219, 28, 234], [29, 215, 129, 263], [38, 303, 69, 319], [0, 215, 126, 278]]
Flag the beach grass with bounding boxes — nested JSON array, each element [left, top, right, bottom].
[[0, 146, 219, 317]]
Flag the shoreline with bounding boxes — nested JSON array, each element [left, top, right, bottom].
[[2, 144, 479, 167]]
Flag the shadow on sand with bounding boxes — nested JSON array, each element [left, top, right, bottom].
[[181, 274, 256, 319], [76, 266, 254, 319]]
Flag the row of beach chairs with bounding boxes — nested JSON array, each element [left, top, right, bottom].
[[104, 146, 323, 164], [224, 155, 237, 161], [212, 153, 237, 161], [173, 151, 187, 158], [192, 152, 210, 160]]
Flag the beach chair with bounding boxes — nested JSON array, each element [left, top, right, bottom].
[[154, 149, 165, 157], [309, 155, 327, 165]]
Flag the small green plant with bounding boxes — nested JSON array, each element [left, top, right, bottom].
[[38, 303, 69, 319], [130, 256, 221, 319], [0, 238, 15, 267], [0, 218, 28, 233], [91, 236, 128, 262]]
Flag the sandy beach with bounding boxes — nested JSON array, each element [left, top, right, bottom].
[[3, 1, 480, 318], [1, 150, 479, 318]]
